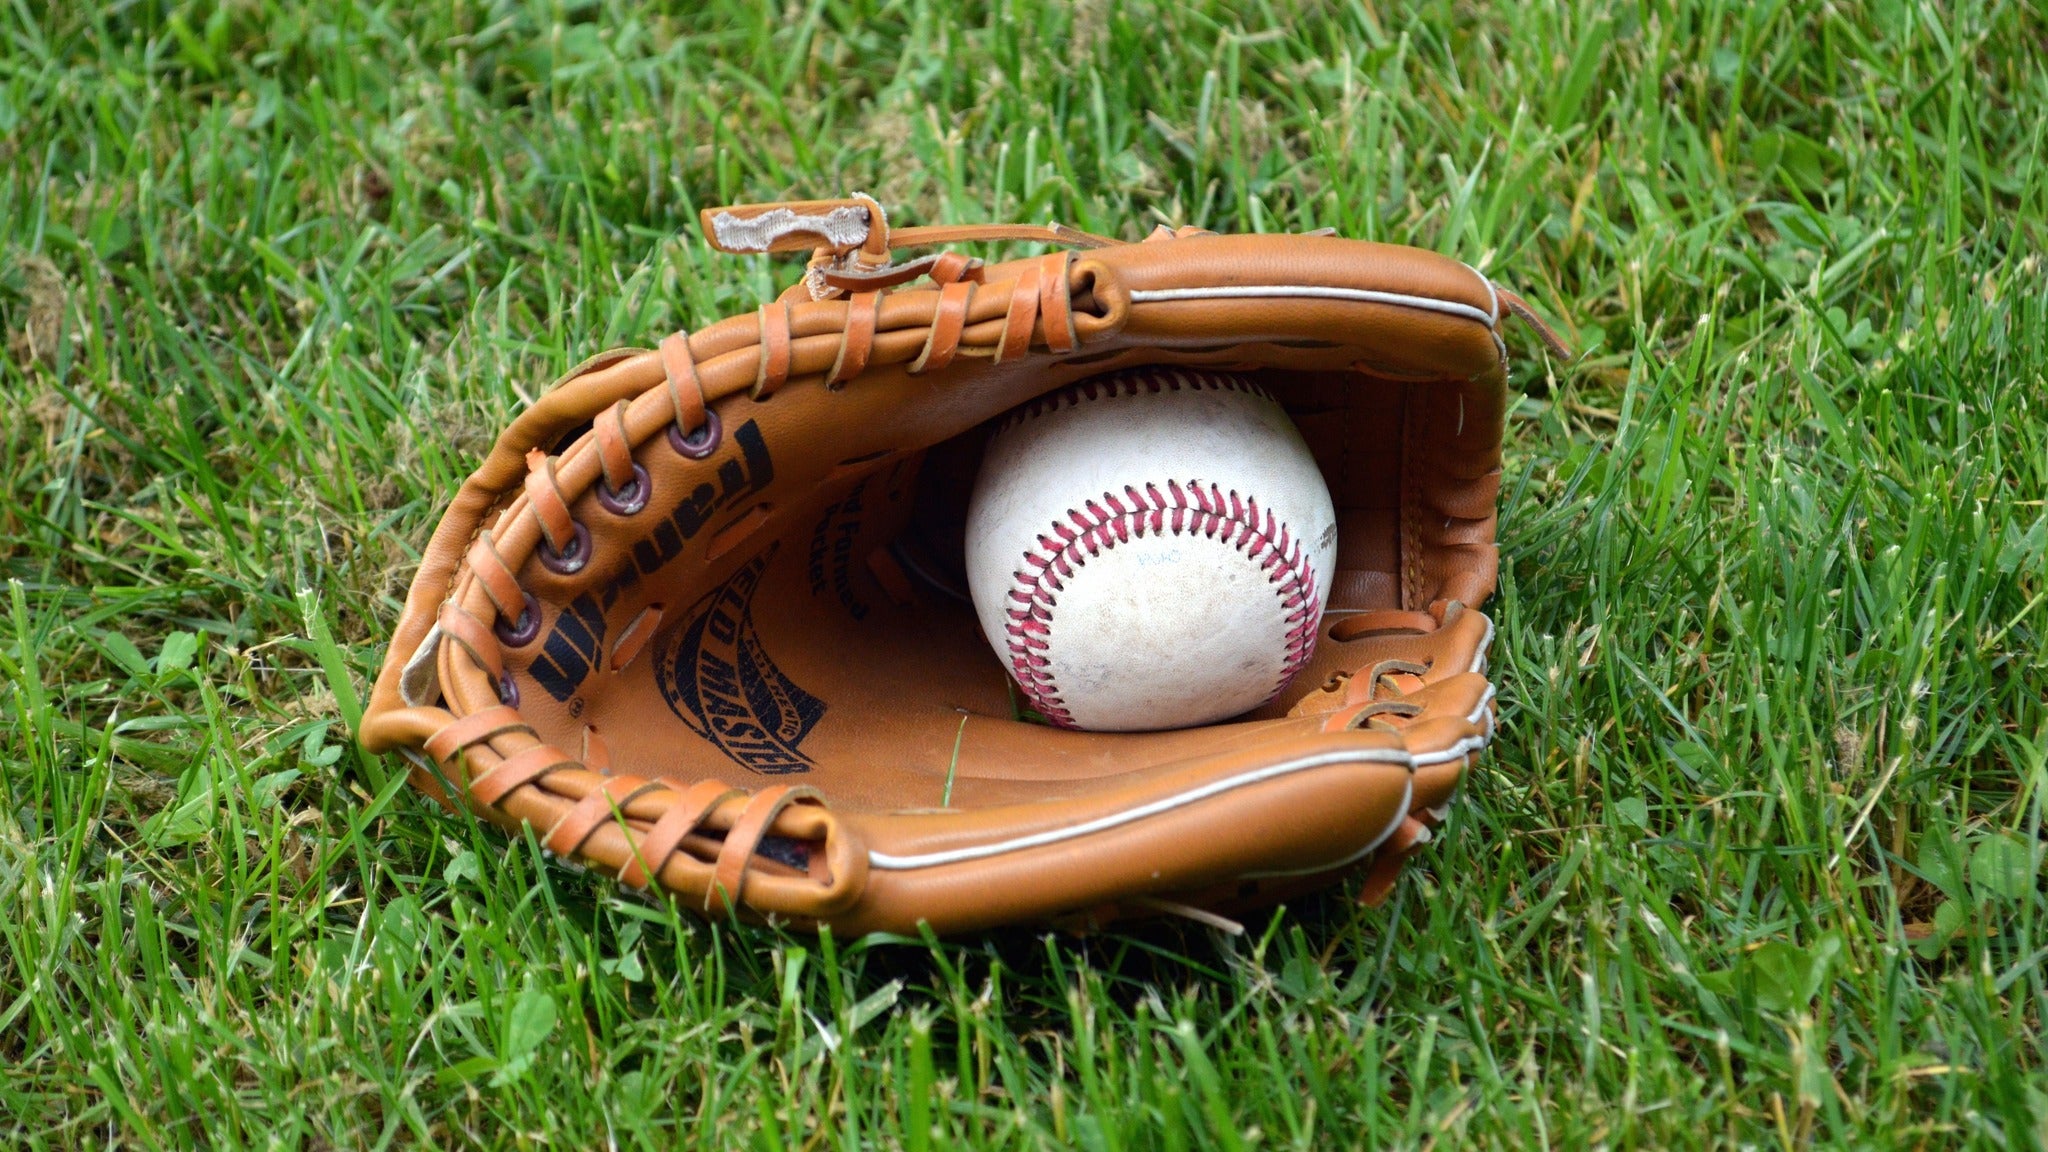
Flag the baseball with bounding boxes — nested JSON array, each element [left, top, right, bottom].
[[967, 367, 1338, 731]]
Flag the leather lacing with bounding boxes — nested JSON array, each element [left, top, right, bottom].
[[1358, 657, 1433, 726], [414, 196, 1535, 916], [1317, 656, 1435, 732], [1315, 652, 1453, 905], [422, 229, 1094, 911], [1362, 657, 1433, 699], [418, 700, 832, 912], [360, 190, 1564, 922], [475, 246, 1083, 700]]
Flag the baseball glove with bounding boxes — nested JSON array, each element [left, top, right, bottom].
[[357, 195, 1568, 936]]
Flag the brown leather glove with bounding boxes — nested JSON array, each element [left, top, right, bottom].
[[357, 195, 1569, 936]]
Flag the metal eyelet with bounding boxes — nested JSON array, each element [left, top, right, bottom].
[[494, 591, 542, 647], [538, 521, 592, 575], [667, 408, 723, 459], [496, 671, 521, 707], [597, 463, 651, 516]]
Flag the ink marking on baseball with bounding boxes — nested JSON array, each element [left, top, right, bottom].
[[967, 368, 1339, 731]]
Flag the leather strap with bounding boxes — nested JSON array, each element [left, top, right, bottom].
[[755, 301, 793, 398], [1344, 657, 1432, 704], [436, 603, 505, 682], [469, 743, 575, 807], [620, 779, 744, 888], [926, 251, 985, 285], [996, 263, 1041, 364], [709, 786, 820, 914], [580, 726, 613, 773], [522, 450, 576, 555], [828, 292, 881, 387], [910, 280, 974, 374], [608, 605, 662, 672], [465, 533, 525, 622], [1357, 817, 1433, 906], [1038, 252, 1076, 353], [1496, 287, 1574, 358], [545, 774, 658, 856], [887, 221, 1117, 250], [661, 330, 709, 436], [699, 197, 1118, 257], [820, 253, 952, 293], [592, 401, 636, 493], [423, 704, 532, 764]]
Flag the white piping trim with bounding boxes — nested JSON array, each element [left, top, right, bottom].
[[870, 661, 1500, 872], [1237, 775, 1414, 880], [400, 611, 1503, 881], [1127, 285, 1496, 328], [867, 746, 1411, 871], [1469, 614, 1495, 674], [1411, 687, 1496, 767], [1462, 262, 1500, 324], [1239, 689, 1494, 880], [1458, 265, 1509, 361]]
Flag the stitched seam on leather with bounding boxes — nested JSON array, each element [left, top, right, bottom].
[[1401, 386, 1423, 610], [1002, 477, 1321, 729], [994, 368, 1273, 435]]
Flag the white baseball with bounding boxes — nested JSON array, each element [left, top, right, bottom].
[[967, 367, 1338, 731]]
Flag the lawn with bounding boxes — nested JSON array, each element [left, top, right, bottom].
[[2, 0, 2044, 1147]]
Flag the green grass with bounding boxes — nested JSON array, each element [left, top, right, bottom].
[[2, 0, 2044, 1146]]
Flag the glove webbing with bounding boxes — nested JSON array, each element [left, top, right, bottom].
[[394, 700, 828, 914]]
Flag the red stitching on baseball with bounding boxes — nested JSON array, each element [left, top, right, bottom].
[[1002, 478, 1321, 729]]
